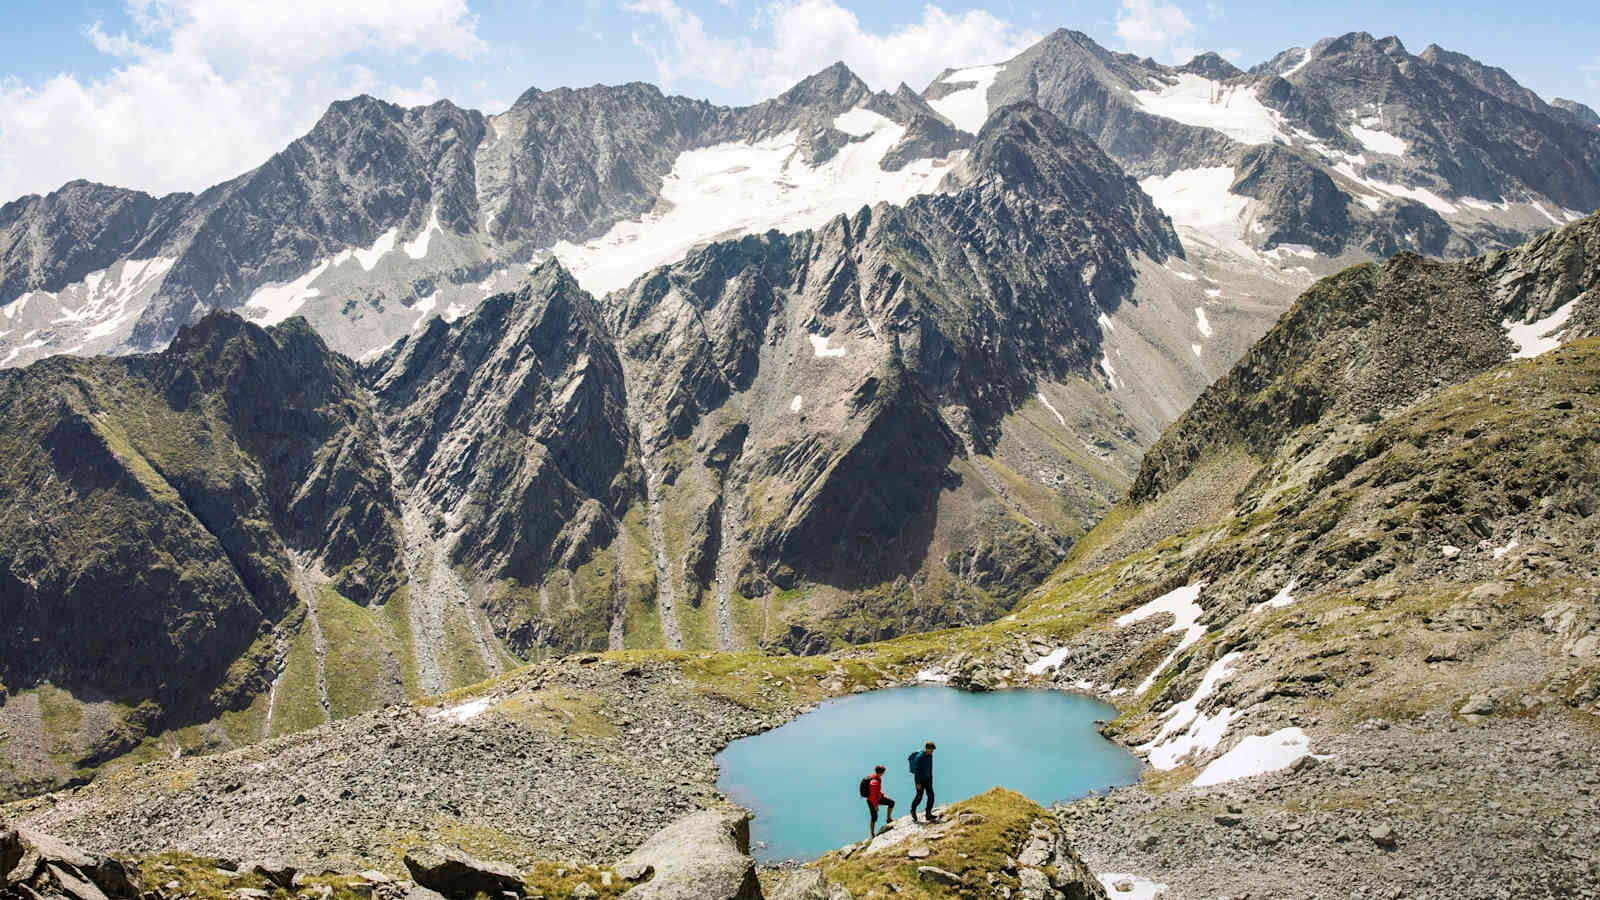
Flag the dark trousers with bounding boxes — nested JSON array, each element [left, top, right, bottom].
[[912, 780, 934, 817], [868, 797, 894, 834]]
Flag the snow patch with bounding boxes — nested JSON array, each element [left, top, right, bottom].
[[1349, 124, 1407, 156], [1194, 727, 1316, 786], [1131, 74, 1289, 145], [432, 697, 492, 723], [403, 209, 442, 260], [1204, 288, 1221, 298], [1257, 578, 1298, 611], [1282, 47, 1313, 78], [1025, 647, 1071, 676], [1116, 581, 1210, 695], [349, 227, 398, 271], [1037, 391, 1068, 428], [1100, 354, 1120, 388], [1191, 343, 1203, 358], [1194, 307, 1213, 337], [245, 260, 330, 326], [1504, 298, 1578, 358], [927, 64, 1004, 133], [1492, 537, 1519, 560], [1097, 311, 1115, 333], [1098, 874, 1167, 899], [1140, 168, 1254, 258], [1139, 651, 1241, 770], [553, 119, 957, 296], [790, 394, 803, 413], [808, 333, 848, 358]]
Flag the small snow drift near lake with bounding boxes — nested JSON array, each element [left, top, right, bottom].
[[431, 697, 492, 723], [1098, 873, 1168, 899], [1116, 581, 1210, 695], [1138, 652, 1241, 770], [1194, 727, 1316, 786]]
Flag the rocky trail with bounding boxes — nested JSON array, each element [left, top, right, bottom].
[[712, 489, 742, 651], [371, 413, 450, 697]]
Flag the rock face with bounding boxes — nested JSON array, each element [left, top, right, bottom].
[[402, 846, 525, 899], [0, 312, 404, 797], [1, 828, 143, 899], [960, 29, 1600, 261], [613, 810, 762, 900], [0, 62, 965, 368], [605, 101, 1184, 646]]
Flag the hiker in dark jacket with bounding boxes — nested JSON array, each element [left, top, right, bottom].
[[866, 765, 895, 838], [911, 741, 936, 822]]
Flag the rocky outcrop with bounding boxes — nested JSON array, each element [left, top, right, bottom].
[[403, 846, 524, 899], [1, 828, 143, 900], [614, 810, 761, 900]]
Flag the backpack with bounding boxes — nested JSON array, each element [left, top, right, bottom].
[[858, 776, 872, 798], [907, 751, 921, 775]]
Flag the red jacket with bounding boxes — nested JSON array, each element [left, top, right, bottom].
[[867, 774, 884, 806]]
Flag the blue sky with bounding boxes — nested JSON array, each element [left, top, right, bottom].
[[1, 0, 1596, 201]]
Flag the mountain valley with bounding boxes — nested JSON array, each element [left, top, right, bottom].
[[3, 19, 1600, 900]]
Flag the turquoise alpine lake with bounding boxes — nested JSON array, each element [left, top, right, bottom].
[[714, 685, 1143, 862]]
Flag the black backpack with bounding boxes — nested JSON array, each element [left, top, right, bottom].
[[907, 751, 921, 774], [858, 776, 872, 798]]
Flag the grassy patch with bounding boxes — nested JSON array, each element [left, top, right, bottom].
[[35, 684, 84, 749], [378, 585, 423, 701], [814, 788, 1054, 899], [493, 687, 620, 739], [270, 609, 326, 738], [314, 584, 404, 719], [438, 590, 494, 690], [136, 852, 395, 900]]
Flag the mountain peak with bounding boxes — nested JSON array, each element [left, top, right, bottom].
[[1177, 51, 1244, 80], [778, 61, 871, 107], [1553, 98, 1600, 126]]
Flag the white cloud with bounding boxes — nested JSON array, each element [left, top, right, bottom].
[[1115, 0, 1198, 64], [626, 0, 1040, 100], [0, 0, 485, 201]]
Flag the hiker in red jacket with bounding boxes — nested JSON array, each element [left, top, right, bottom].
[[866, 764, 895, 838]]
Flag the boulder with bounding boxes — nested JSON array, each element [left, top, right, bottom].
[[1017, 868, 1051, 900], [616, 809, 762, 900], [0, 829, 141, 900], [246, 861, 297, 889], [402, 846, 525, 899], [1369, 823, 1398, 849], [1460, 694, 1496, 716], [615, 862, 653, 882], [769, 870, 829, 900], [916, 866, 960, 886]]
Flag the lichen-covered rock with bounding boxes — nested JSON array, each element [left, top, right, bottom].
[[616, 810, 761, 900]]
